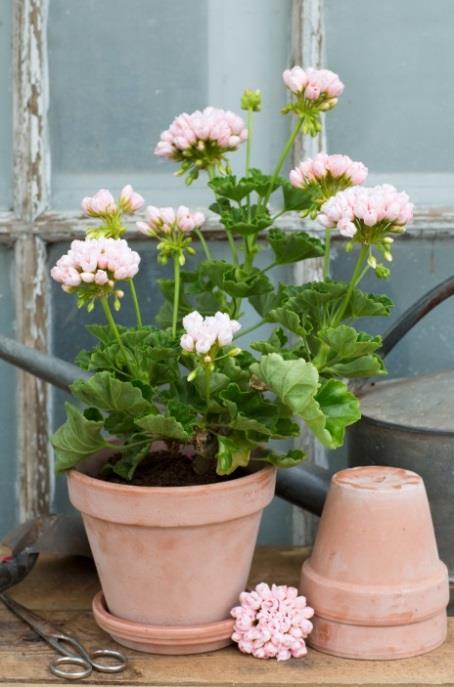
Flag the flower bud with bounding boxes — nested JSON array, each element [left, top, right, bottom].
[[227, 347, 242, 357], [318, 97, 338, 112], [367, 255, 377, 269], [375, 264, 391, 279], [241, 89, 262, 112], [187, 369, 197, 382]]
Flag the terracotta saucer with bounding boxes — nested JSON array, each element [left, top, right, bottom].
[[92, 592, 235, 655]]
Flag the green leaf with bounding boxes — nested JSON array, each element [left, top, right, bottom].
[[200, 261, 273, 298], [268, 228, 324, 264], [193, 370, 230, 408], [216, 434, 254, 475], [208, 175, 256, 202], [103, 412, 137, 435], [349, 291, 394, 319], [86, 324, 120, 345], [266, 307, 305, 336], [251, 354, 360, 449], [328, 355, 386, 378], [250, 328, 288, 354], [220, 383, 299, 439], [317, 326, 386, 378], [249, 289, 284, 318], [281, 180, 315, 212], [318, 325, 382, 360], [74, 349, 91, 370], [216, 205, 273, 237], [70, 372, 154, 417], [136, 414, 190, 441], [109, 438, 150, 480], [260, 448, 306, 468], [251, 353, 319, 416], [51, 403, 107, 473], [247, 169, 282, 198], [309, 379, 361, 447]]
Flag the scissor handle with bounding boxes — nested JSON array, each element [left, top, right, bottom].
[[89, 648, 127, 673], [50, 633, 127, 676], [49, 655, 92, 681]]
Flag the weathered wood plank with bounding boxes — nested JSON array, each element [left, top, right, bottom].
[[0, 549, 453, 686], [14, 234, 50, 519], [12, 0, 51, 520]]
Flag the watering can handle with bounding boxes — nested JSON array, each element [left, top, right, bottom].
[[380, 275, 454, 357]]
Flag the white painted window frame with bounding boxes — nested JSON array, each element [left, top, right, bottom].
[[2, 0, 452, 533]]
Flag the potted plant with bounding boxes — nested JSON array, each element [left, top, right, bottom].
[[50, 66, 413, 654]]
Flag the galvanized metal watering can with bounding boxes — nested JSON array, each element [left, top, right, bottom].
[[348, 274, 454, 584], [1, 276, 453, 580]]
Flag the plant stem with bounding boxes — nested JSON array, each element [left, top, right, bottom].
[[263, 115, 305, 207], [172, 256, 181, 339], [333, 245, 369, 325], [204, 366, 212, 422], [128, 278, 143, 328], [194, 227, 212, 261], [262, 261, 278, 274], [246, 108, 253, 176], [100, 297, 134, 375], [208, 164, 239, 265], [226, 230, 239, 265], [271, 209, 286, 223], [235, 319, 265, 339], [323, 229, 331, 279]]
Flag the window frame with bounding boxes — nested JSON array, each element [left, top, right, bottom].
[[3, 0, 451, 534]]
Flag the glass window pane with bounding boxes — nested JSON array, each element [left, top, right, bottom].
[[0, 247, 17, 535], [48, 0, 291, 208], [324, 0, 454, 205], [0, 2, 12, 210]]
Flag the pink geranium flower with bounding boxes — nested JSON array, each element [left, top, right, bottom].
[[318, 184, 414, 238], [180, 311, 241, 355], [231, 583, 314, 661], [137, 206, 205, 238], [51, 238, 140, 294], [290, 153, 368, 189], [155, 107, 247, 180]]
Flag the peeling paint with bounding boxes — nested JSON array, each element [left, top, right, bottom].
[[13, 0, 49, 222]]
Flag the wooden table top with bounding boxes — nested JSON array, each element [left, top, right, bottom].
[[0, 547, 452, 686]]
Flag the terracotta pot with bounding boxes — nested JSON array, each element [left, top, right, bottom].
[[67, 451, 276, 655], [300, 466, 449, 660]]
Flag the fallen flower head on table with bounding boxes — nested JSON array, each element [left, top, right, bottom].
[[231, 582, 314, 661]]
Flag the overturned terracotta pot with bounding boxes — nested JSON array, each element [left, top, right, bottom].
[[300, 466, 449, 660], [67, 451, 276, 654]]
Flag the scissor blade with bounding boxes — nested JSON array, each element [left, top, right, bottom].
[[0, 593, 63, 641]]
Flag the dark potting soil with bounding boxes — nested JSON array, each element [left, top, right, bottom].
[[100, 451, 246, 488]]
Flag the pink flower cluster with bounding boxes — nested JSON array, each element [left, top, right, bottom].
[[81, 185, 144, 218], [290, 153, 368, 189], [137, 206, 205, 237], [318, 184, 414, 238], [231, 583, 314, 661], [181, 311, 241, 354], [283, 66, 344, 101], [154, 107, 248, 161], [51, 238, 140, 292]]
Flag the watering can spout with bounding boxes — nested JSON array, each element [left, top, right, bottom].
[[0, 334, 89, 392], [0, 334, 329, 516]]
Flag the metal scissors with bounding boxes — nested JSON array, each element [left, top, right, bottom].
[[0, 592, 127, 680]]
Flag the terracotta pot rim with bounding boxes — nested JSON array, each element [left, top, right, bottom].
[[68, 458, 277, 526], [92, 591, 234, 645], [69, 462, 275, 496]]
